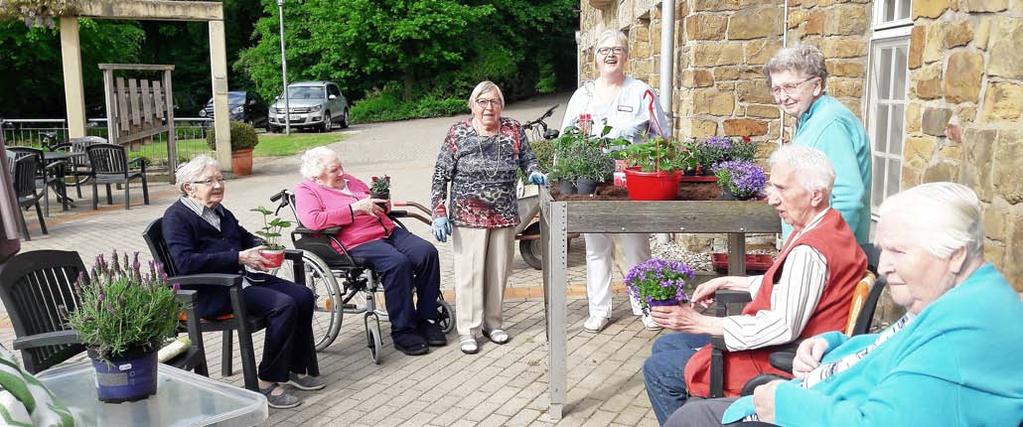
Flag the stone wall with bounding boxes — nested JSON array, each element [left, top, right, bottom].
[[904, 1, 1023, 289]]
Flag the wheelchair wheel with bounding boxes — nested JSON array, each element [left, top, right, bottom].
[[436, 299, 454, 333], [278, 251, 344, 351], [519, 222, 543, 270], [364, 313, 383, 365]]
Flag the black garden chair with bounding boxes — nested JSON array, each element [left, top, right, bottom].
[[51, 136, 105, 199], [8, 153, 47, 241], [85, 143, 149, 210]]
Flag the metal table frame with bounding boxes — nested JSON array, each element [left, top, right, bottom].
[[538, 186, 781, 420]]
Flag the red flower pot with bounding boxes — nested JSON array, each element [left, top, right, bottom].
[[260, 249, 285, 269], [624, 167, 682, 200]]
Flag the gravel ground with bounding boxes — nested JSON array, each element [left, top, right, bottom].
[[650, 235, 778, 272]]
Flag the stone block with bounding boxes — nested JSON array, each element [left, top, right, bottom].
[[975, 18, 991, 51], [736, 80, 774, 104], [727, 7, 782, 40], [681, 69, 715, 88], [956, 105, 978, 125], [826, 59, 865, 78], [745, 40, 783, 65], [805, 10, 824, 35], [829, 79, 864, 99], [693, 0, 745, 12], [632, 41, 652, 59], [943, 20, 973, 48], [681, 118, 719, 137], [723, 118, 769, 136], [962, 0, 1008, 12], [820, 38, 867, 58], [788, 9, 806, 30], [961, 127, 997, 200], [922, 161, 959, 183], [921, 107, 954, 137], [913, 0, 949, 18], [992, 129, 1023, 196], [692, 89, 736, 115], [905, 101, 922, 133], [904, 135, 936, 161], [746, 104, 780, 118], [691, 43, 744, 66], [909, 25, 925, 69], [824, 4, 869, 36], [713, 66, 742, 81], [685, 14, 728, 40], [984, 199, 1010, 239], [987, 17, 1023, 79], [981, 82, 1023, 123], [943, 51, 984, 103], [922, 23, 946, 64]]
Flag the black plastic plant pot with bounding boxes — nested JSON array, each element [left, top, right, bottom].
[[557, 180, 577, 195], [575, 177, 598, 195]]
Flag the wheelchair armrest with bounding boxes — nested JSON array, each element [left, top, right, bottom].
[[769, 350, 797, 373], [12, 330, 80, 351], [740, 374, 789, 396], [715, 290, 753, 304], [294, 226, 341, 236], [283, 249, 303, 261], [167, 273, 242, 288]]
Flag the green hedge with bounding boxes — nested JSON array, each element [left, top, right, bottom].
[[349, 88, 467, 124], [206, 120, 259, 151]]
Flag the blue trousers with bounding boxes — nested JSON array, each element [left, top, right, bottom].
[[348, 227, 441, 335], [197, 275, 318, 383], [644, 332, 711, 425]]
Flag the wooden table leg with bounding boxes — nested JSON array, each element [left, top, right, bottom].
[[728, 232, 747, 276]]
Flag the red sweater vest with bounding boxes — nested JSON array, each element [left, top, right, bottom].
[[683, 209, 866, 397]]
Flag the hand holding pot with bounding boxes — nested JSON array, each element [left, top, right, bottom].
[[239, 246, 271, 271]]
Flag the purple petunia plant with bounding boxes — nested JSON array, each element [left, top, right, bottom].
[[625, 258, 695, 312], [713, 159, 767, 200]]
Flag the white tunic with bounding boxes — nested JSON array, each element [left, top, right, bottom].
[[560, 76, 670, 143]]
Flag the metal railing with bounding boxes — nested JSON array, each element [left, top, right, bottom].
[[1, 118, 215, 173]]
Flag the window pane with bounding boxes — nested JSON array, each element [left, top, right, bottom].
[[886, 159, 902, 197], [878, 48, 892, 100], [885, 0, 896, 22], [873, 155, 887, 207], [898, 0, 911, 20], [890, 104, 905, 155], [874, 104, 890, 153], [892, 47, 907, 99]]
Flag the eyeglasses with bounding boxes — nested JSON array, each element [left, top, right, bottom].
[[192, 177, 226, 186], [771, 76, 818, 97], [596, 47, 626, 56], [475, 98, 501, 108]]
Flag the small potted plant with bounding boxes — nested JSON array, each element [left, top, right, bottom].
[[713, 159, 767, 200], [250, 206, 292, 268], [66, 251, 181, 403], [611, 137, 687, 200], [625, 258, 695, 311], [697, 135, 757, 174], [370, 175, 391, 209], [574, 145, 615, 194], [206, 120, 260, 176]]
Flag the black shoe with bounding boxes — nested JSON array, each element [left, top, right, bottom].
[[392, 331, 429, 356], [419, 320, 448, 347]]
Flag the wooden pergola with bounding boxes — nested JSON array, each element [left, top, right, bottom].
[[59, 0, 233, 171]]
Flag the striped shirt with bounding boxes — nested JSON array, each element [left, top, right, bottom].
[[179, 197, 223, 231], [721, 209, 831, 352]]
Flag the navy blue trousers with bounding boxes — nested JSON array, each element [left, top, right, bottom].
[[197, 275, 318, 383], [348, 227, 441, 335]]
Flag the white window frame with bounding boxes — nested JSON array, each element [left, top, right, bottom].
[[864, 0, 913, 218]]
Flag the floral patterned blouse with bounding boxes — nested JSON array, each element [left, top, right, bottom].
[[431, 117, 540, 228]]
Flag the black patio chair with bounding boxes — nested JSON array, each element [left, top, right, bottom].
[[0, 249, 208, 375], [7, 146, 68, 216], [143, 217, 313, 391], [9, 153, 47, 241], [51, 136, 105, 199], [85, 143, 149, 210]]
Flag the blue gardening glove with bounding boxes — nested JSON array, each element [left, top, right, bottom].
[[528, 171, 548, 186], [432, 217, 451, 242]]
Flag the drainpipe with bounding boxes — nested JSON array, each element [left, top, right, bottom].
[[659, 0, 674, 138], [780, 0, 789, 147]]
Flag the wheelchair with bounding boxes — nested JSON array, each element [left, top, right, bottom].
[[269, 189, 454, 364]]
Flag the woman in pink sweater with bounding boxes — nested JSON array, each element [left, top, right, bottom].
[[294, 147, 446, 356]]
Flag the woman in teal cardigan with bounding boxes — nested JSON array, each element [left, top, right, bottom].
[[763, 44, 871, 244], [666, 182, 1023, 426]]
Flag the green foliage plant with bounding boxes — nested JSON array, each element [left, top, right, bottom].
[[611, 136, 691, 173], [67, 251, 181, 362], [250, 206, 292, 250], [369, 175, 391, 197], [206, 120, 259, 152], [547, 126, 615, 182]]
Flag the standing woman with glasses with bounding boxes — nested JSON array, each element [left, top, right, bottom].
[[431, 81, 547, 355], [763, 44, 871, 245], [561, 29, 670, 333], [161, 155, 324, 409]]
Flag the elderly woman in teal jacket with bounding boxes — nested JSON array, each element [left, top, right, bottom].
[[763, 44, 871, 244], [666, 182, 1023, 426]]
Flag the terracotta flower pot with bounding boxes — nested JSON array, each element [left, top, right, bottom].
[[231, 148, 254, 176]]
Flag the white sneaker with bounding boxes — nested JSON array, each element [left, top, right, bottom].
[[583, 316, 610, 333], [641, 315, 662, 331]]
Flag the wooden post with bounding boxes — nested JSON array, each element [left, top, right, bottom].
[[164, 69, 177, 182], [60, 17, 87, 138], [102, 69, 117, 144], [208, 20, 232, 173]]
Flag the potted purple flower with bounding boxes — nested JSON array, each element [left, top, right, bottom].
[[713, 159, 767, 200], [625, 258, 695, 311]]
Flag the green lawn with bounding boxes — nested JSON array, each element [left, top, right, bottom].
[[254, 132, 344, 157]]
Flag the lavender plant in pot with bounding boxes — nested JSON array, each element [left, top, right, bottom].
[[625, 258, 695, 312], [713, 160, 767, 200]]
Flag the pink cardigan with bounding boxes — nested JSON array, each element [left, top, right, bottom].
[[294, 177, 394, 251]]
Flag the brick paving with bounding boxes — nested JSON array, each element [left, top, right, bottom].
[[1, 94, 666, 425]]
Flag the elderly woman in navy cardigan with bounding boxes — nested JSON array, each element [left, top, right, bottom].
[[162, 155, 323, 409]]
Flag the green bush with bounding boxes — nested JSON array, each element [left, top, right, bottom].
[[206, 120, 259, 151], [349, 87, 467, 124]]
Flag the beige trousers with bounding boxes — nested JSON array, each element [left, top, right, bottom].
[[452, 226, 515, 337]]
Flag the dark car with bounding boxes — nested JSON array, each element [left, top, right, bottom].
[[198, 91, 268, 129]]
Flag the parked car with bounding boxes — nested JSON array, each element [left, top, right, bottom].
[[198, 91, 268, 129], [267, 81, 349, 133]]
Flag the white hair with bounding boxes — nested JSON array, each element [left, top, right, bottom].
[[300, 147, 342, 179], [763, 43, 828, 89], [175, 154, 220, 195], [467, 80, 505, 109], [769, 144, 836, 195], [878, 182, 983, 260]]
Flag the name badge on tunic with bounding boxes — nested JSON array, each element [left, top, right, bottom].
[[617, 105, 634, 112]]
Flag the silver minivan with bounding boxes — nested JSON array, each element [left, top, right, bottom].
[[268, 81, 349, 132]]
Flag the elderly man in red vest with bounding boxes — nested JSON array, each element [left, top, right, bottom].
[[643, 144, 866, 424]]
